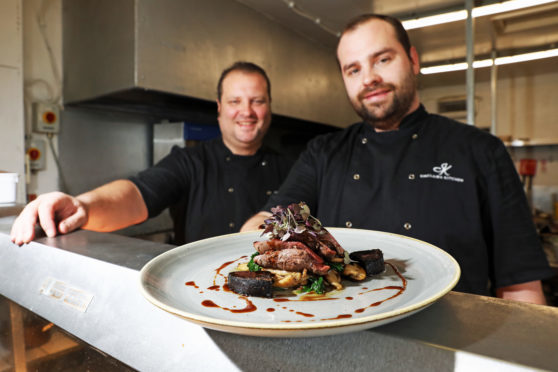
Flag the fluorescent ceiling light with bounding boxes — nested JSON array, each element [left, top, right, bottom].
[[495, 48, 558, 64], [403, 10, 466, 29], [402, 0, 557, 29], [420, 48, 558, 74], [473, 0, 557, 17]]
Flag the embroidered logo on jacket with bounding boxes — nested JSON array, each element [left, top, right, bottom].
[[420, 162, 464, 183]]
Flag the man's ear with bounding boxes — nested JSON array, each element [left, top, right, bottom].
[[216, 99, 221, 115], [410, 46, 420, 75]]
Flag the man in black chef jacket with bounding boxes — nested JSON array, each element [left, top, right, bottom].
[[241, 15, 554, 304], [11, 61, 292, 245]]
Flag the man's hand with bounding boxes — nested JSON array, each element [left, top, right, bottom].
[[240, 211, 271, 232], [10, 192, 88, 245]]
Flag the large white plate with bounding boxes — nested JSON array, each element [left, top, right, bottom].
[[139, 228, 460, 337]]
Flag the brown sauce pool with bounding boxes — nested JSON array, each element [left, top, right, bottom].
[[186, 257, 407, 321]]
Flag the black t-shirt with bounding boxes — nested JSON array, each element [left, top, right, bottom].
[[131, 138, 293, 244], [264, 105, 554, 295]]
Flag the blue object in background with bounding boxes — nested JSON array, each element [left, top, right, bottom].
[[183, 122, 221, 141]]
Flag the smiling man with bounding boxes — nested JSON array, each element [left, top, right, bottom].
[[217, 66, 271, 155], [242, 15, 553, 304], [338, 17, 420, 132], [11, 62, 292, 245]]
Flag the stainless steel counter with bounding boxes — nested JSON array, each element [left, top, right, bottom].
[[1, 215, 557, 371]]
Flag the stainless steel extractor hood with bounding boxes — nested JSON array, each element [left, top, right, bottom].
[[62, 0, 357, 126]]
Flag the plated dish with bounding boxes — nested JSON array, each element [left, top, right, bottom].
[[139, 228, 460, 337]]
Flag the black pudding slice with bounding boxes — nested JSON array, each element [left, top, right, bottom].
[[349, 249, 385, 276], [228, 271, 274, 298]]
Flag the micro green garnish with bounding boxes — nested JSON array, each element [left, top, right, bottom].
[[260, 202, 324, 241], [328, 262, 344, 272], [247, 252, 261, 272], [299, 276, 325, 294]]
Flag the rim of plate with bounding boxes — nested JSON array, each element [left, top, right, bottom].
[[139, 228, 461, 331]]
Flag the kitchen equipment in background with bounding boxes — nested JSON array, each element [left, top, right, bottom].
[[0, 172, 18, 205], [519, 158, 537, 210], [519, 158, 537, 190], [153, 122, 220, 165]]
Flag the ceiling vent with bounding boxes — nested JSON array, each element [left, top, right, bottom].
[[437, 95, 480, 122], [491, 3, 558, 34]]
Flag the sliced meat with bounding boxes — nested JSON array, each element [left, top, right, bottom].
[[254, 248, 330, 276], [285, 231, 343, 260], [318, 230, 346, 256], [253, 239, 325, 264], [254, 239, 315, 254], [282, 232, 337, 260], [316, 241, 337, 260]]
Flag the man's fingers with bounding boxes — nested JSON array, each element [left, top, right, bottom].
[[37, 198, 61, 238], [58, 205, 87, 234], [10, 202, 40, 245]]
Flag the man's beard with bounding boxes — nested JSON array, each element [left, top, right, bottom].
[[352, 69, 417, 131]]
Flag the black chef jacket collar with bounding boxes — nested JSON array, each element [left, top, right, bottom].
[[218, 137, 267, 162], [359, 104, 428, 142]]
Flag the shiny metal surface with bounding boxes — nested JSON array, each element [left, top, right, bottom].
[[1, 217, 558, 370], [0, 227, 237, 371], [62, 0, 356, 127]]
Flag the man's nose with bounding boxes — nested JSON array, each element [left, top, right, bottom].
[[239, 101, 255, 116], [362, 67, 381, 86]]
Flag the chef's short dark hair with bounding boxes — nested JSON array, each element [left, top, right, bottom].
[[217, 61, 271, 102], [338, 14, 412, 60]]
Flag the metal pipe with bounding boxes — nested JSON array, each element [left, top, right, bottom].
[[466, 0, 475, 125], [490, 50, 498, 135], [490, 22, 498, 135]]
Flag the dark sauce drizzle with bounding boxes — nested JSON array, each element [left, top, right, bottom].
[[186, 258, 407, 321], [202, 296, 257, 313]]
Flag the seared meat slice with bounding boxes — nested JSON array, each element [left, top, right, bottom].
[[285, 231, 343, 260], [318, 230, 345, 256], [254, 248, 330, 276], [253, 239, 311, 254], [280, 232, 338, 260], [316, 241, 338, 260], [253, 239, 331, 264]]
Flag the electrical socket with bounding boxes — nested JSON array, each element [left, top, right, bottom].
[[33, 102, 60, 134]]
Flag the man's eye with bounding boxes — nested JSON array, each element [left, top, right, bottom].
[[377, 56, 391, 65], [347, 68, 359, 76], [229, 100, 240, 105]]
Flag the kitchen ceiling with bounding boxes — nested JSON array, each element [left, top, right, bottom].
[[235, 0, 558, 66]]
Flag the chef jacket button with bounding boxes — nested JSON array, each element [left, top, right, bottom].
[[229, 222, 235, 228], [226, 156, 231, 162], [403, 222, 412, 230], [361, 138, 368, 144], [227, 187, 234, 193], [345, 221, 353, 228], [353, 173, 360, 180], [273, 190, 278, 194], [261, 161, 267, 166], [408, 173, 415, 180], [412, 133, 418, 140], [266, 190, 272, 196]]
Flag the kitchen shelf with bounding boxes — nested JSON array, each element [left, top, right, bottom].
[[0, 329, 80, 372], [505, 138, 558, 147]]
